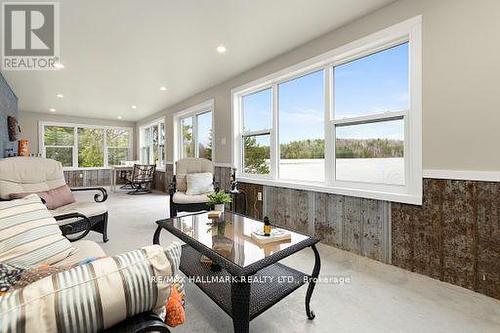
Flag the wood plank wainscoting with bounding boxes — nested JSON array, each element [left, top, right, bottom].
[[64, 165, 499, 300], [64, 168, 168, 191], [217, 165, 499, 301]]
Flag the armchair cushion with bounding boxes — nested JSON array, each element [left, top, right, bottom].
[[172, 191, 210, 204], [9, 184, 76, 209], [50, 201, 108, 220], [0, 194, 76, 268], [53, 239, 106, 266], [175, 158, 214, 192], [186, 172, 214, 195], [0, 243, 182, 333]]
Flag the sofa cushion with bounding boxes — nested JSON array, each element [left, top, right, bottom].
[[0, 243, 182, 333], [186, 172, 214, 195], [10, 184, 76, 210], [0, 194, 76, 268], [52, 240, 106, 266], [0, 157, 67, 200], [172, 191, 210, 204], [50, 201, 108, 219]]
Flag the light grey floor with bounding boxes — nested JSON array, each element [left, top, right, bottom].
[[79, 190, 500, 333]]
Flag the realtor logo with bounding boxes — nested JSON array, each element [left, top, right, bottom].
[[2, 2, 60, 70]]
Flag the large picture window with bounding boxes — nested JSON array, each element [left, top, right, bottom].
[[139, 119, 165, 168], [41, 122, 133, 168], [176, 99, 214, 161], [232, 17, 422, 204]]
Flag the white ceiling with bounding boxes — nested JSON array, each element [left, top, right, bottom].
[[3, 0, 394, 121]]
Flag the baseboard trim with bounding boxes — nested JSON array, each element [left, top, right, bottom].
[[423, 169, 500, 182]]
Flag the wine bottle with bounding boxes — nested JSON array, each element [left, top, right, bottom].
[[263, 216, 271, 236]]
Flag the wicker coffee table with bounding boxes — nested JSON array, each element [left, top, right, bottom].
[[153, 211, 320, 333]]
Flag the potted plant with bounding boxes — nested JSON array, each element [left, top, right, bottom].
[[207, 191, 232, 212]]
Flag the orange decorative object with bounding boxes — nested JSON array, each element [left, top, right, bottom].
[[165, 284, 185, 327], [17, 140, 30, 157]]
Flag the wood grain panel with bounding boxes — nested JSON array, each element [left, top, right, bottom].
[[476, 182, 500, 298], [236, 182, 263, 220], [215, 166, 232, 192], [414, 179, 442, 280], [153, 171, 166, 192], [361, 199, 384, 260], [442, 180, 475, 288], [392, 178, 500, 300], [343, 196, 362, 255], [314, 193, 344, 248]]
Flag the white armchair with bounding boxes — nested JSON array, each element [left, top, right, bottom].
[[169, 158, 218, 217], [0, 157, 109, 242]]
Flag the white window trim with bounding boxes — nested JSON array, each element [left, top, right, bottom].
[[138, 117, 166, 170], [39, 121, 134, 170], [173, 98, 215, 162], [231, 16, 422, 205]]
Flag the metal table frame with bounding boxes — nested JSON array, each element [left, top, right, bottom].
[[153, 212, 321, 333]]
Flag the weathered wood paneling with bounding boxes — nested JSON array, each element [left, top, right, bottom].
[[361, 199, 385, 260], [214, 166, 233, 192], [153, 171, 166, 192], [220, 174, 500, 300], [236, 182, 263, 220], [392, 178, 500, 300], [344, 197, 364, 255], [64, 169, 115, 187], [264, 186, 391, 261], [476, 182, 500, 298], [65, 168, 168, 192], [314, 193, 343, 247]]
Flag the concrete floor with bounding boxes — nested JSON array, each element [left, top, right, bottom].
[[79, 190, 500, 333]]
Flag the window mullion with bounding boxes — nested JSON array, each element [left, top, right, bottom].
[[73, 127, 78, 168], [325, 66, 334, 186], [332, 110, 408, 126], [271, 83, 279, 180], [103, 129, 108, 168], [193, 116, 198, 158]]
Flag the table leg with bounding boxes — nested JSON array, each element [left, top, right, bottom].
[[231, 279, 250, 333], [153, 225, 162, 245], [305, 244, 321, 320], [111, 169, 115, 192]]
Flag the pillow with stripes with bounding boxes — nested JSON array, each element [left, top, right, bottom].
[[0, 194, 77, 267], [0, 243, 182, 333]]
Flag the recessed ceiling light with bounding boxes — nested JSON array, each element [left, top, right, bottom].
[[216, 45, 227, 54], [117, 116, 123, 120], [54, 62, 65, 69], [56, 93, 64, 98], [160, 86, 167, 91], [49, 108, 56, 112], [131, 105, 137, 109]]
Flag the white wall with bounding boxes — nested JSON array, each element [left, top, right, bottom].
[[140, 0, 500, 172]]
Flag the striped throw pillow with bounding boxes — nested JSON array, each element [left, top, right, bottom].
[[0, 243, 182, 333], [0, 194, 76, 267]]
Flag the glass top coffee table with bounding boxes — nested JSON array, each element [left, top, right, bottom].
[[153, 211, 321, 333]]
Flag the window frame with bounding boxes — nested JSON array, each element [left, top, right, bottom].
[[39, 121, 134, 170], [139, 117, 166, 170], [173, 99, 215, 162], [231, 16, 422, 205]]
